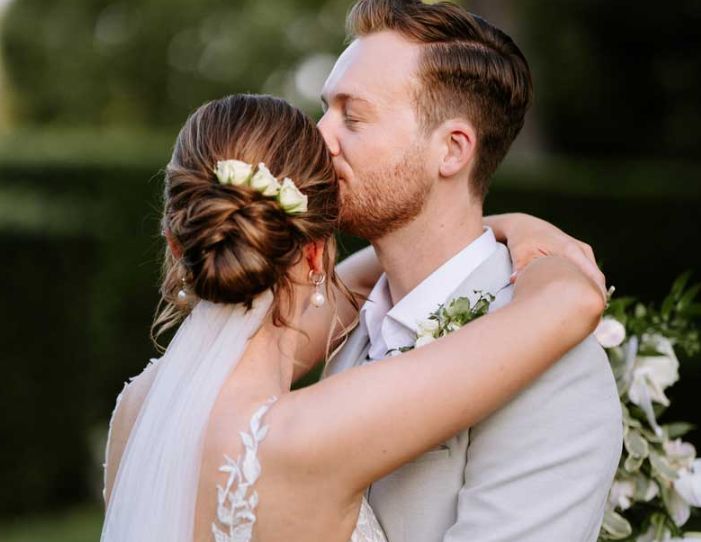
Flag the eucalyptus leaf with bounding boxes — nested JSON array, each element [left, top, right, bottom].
[[624, 428, 650, 458], [601, 509, 633, 539], [624, 454, 644, 473], [650, 451, 679, 483], [665, 422, 696, 439]]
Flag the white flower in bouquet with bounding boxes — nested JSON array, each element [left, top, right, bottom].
[[637, 526, 701, 541], [278, 177, 308, 214], [214, 159, 253, 186], [609, 478, 637, 511], [665, 440, 697, 471], [598, 274, 701, 542], [667, 483, 694, 527], [595, 317, 627, 348], [675, 459, 701, 507], [628, 335, 680, 408], [250, 163, 282, 196]]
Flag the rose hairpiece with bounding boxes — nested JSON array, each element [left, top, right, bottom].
[[213, 159, 308, 215]]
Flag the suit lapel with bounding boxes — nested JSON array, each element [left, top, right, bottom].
[[445, 243, 514, 310]]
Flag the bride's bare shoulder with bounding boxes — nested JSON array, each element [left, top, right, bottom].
[[103, 358, 161, 505]]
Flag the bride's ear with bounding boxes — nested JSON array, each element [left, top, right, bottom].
[[303, 240, 326, 275], [164, 228, 183, 260]]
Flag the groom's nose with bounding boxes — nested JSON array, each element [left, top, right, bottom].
[[317, 113, 341, 157]]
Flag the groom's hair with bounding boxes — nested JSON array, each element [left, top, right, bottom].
[[347, 0, 533, 201]]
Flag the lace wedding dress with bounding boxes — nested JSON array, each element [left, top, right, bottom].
[[100, 295, 387, 542], [209, 397, 387, 542]]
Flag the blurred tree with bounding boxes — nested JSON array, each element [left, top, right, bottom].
[[0, 0, 349, 128], [516, 0, 701, 160], [4, 0, 700, 161]]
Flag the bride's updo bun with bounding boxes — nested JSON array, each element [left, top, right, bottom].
[[153, 94, 342, 339]]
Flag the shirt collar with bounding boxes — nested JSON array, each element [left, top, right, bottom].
[[361, 226, 498, 337]]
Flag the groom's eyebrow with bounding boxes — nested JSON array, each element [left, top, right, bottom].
[[321, 92, 374, 111]]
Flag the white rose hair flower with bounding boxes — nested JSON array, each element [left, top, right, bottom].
[[278, 177, 308, 215], [250, 162, 282, 197], [213, 160, 307, 216], [214, 159, 253, 186]]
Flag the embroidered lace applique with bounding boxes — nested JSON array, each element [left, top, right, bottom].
[[351, 498, 388, 542], [209, 395, 387, 542], [211, 396, 277, 542]]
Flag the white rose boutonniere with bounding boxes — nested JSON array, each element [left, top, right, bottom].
[[278, 177, 308, 214], [387, 291, 495, 356]]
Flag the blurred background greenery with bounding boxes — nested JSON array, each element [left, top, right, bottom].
[[0, 0, 699, 539]]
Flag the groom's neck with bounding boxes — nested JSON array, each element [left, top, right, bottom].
[[373, 202, 484, 305]]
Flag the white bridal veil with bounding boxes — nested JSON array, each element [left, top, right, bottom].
[[101, 292, 273, 541]]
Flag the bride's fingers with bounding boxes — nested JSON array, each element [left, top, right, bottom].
[[566, 244, 607, 302], [511, 243, 607, 303], [574, 241, 607, 301]]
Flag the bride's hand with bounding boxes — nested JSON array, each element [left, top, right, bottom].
[[484, 213, 607, 301], [512, 255, 606, 328]]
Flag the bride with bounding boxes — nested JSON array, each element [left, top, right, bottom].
[[100, 94, 606, 542]]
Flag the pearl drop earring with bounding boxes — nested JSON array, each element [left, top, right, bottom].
[[177, 277, 189, 302], [308, 270, 327, 308]]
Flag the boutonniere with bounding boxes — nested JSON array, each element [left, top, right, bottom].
[[387, 290, 495, 356]]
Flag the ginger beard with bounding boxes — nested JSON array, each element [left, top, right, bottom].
[[338, 142, 432, 241]]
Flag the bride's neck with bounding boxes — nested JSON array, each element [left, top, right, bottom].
[[238, 319, 300, 395]]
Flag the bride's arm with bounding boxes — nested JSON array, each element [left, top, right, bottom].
[[485, 213, 606, 297], [102, 361, 160, 507], [272, 256, 605, 493]]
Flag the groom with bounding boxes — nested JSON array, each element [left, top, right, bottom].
[[320, 1, 622, 541]]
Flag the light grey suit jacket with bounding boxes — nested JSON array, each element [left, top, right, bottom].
[[324, 243, 623, 542]]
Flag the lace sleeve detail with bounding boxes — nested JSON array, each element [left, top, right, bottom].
[[211, 396, 277, 542]]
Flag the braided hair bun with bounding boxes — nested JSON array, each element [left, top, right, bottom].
[[154, 94, 341, 336]]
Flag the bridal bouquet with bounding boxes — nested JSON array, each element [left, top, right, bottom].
[[598, 273, 701, 542]]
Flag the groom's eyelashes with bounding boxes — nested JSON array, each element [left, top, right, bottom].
[[344, 115, 360, 128]]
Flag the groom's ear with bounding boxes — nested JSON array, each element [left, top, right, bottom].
[[436, 119, 477, 179]]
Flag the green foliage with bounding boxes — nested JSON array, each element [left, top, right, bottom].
[[0, 504, 103, 542], [516, 0, 701, 160], [607, 272, 701, 359], [0, 0, 349, 128], [600, 276, 701, 541], [3, 0, 701, 167]]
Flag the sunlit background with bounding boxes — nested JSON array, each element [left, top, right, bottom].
[[1, 0, 700, 540]]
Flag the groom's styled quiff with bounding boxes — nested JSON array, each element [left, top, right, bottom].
[[347, 0, 533, 200]]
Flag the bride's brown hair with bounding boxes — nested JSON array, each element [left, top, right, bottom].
[[152, 94, 351, 346]]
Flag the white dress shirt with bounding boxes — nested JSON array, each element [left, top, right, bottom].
[[361, 227, 498, 360]]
